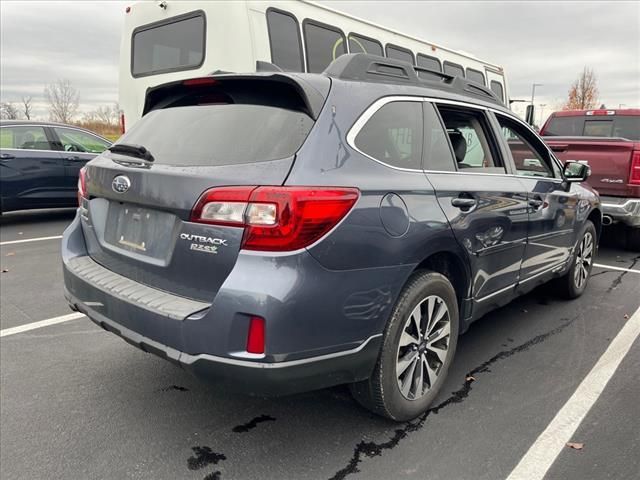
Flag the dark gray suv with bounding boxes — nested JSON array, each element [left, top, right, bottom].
[[62, 54, 601, 421]]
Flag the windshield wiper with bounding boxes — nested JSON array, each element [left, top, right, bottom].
[[108, 143, 155, 162]]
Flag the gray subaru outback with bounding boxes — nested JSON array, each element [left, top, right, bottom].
[[62, 54, 600, 421]]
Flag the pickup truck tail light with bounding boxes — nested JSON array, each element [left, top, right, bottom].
[[191, 186, 360, 251], [77, 167, 88, 205], [630, 151, 640, 185]]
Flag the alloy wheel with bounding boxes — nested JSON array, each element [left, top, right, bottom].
[[574, 231, 594, 289]]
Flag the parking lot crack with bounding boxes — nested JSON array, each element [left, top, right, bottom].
[[607, 255, 640, 292], [232, 414, 276, 433], [328, 316, 577, 480]]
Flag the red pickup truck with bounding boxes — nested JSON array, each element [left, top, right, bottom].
[[540, 109, 640, 249]]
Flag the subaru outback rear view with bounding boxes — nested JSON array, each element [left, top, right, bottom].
[[62, 54, 601, 420]]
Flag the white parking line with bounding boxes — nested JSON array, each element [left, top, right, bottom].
[[593, 263, 640, 274], [506, 305, 640, 480], [0, 312, 85, 337], [0, 235, 63, 246]]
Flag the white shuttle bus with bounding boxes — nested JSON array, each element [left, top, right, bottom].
[[119, 0, 508, 132]]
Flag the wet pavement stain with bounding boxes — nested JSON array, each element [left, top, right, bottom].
[[328, 316, 577, 480], [187, 446, 226, 471], [607, 255, 639, 293], [160, 385, 189, 392], [203, 472, 222, 480], [232, 414, 276, 433]]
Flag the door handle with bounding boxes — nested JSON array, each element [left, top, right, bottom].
[[549, 144, 569, 152], [451, 197, 477, 210], [0, 153, 15, 160]]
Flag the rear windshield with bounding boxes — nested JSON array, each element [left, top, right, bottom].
[[116, 104, 313, 166], [544, 115, 640, 140], [132, 12, 205, 77]]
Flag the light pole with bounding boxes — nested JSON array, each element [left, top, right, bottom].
[[539, 104, 546, 126], [531, 83, 543, 106]]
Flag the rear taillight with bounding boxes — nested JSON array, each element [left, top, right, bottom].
[[77, 167, 87, 205], [191, 186, 360, 251], [630, 151, 640, 185], [119, 112, 125, 134], [246, 316, 265, 354]]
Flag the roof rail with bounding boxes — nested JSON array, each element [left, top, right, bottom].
[[323, 54, 502, 105]]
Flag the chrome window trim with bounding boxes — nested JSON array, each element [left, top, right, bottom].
[[347, 95, 566, 180]]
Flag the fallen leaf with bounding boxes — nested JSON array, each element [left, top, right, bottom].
[[624, 314, 629, 319], [5, 252, 15, 257], [1, 269, 9, 273], [566, 442, 584, 450], [465, 376, 476, 382]]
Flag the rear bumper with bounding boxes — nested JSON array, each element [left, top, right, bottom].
[[601, 196, 640, 227], [65, 287, 381, 395]]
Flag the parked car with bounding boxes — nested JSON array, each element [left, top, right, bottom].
[[540, 109, 640, 249], [0, 120, 111, 214], [62, 54, 601, 421]]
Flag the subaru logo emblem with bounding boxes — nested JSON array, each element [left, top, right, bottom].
[[112, 175, 131, 194]]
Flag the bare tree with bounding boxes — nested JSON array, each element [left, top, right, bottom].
[[0, 102, 19, 120], [563, 67, 599, 110], [21, 96, 33, 120], [44, 79, 79, 123]]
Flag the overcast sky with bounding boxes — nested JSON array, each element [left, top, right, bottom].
[[1, 0, 638, 123]]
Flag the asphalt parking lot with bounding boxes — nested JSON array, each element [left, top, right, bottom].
[[1, 209, 639, 480]]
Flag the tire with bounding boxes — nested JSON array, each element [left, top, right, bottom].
[[555, 220, 597, 299], [350, 271, 459, 421]]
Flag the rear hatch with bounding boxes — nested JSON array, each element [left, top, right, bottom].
[[80, 74, 329, 302]]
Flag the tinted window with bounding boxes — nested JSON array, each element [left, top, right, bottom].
[[304, 21, 346, 73], [496, 115, 554, 178], [386, 45, 414, 65], [0, 126, 52, 150], [583, 120, 613, 137], [438, 107, 504, 172], [132, 13, 205, 77], [118, 105, 313, 166], [466, 69, 486, 86], [424, 103, 456, 171], [348, 34, 383, 56], [543, 116, 584, 136], [52, 127, 110, 154], [355, 101, 423, 170], [416, 54, 442, 72], [490, 80, 505, 102], [612, 116, 640, 140], [267, 10, 303, 72], [443, 62, 464, 78]]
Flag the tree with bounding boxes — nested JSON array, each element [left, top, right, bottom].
[[21, 96, 33, 120], [0, 102, 19, 120], [563, 67, 598, 110], [44, 79, 79, 123]]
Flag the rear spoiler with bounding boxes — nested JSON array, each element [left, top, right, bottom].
[[142, 73, 329, 120]]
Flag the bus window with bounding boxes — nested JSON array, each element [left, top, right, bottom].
[[131, 11, 205, 77], [416, 54, 442, 72], [466, 68, 486, 86], [348, 33, 383, 56], [386, 44, 414, 65], [443, 61, 465, 78], [266, 9, 303, 72], [490, 80, 505, 102], [303, 20, 347, 73]]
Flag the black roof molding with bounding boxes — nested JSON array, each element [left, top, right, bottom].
[[323, 53, 502, 105]]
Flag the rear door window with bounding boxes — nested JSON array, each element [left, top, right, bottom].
[[354, 101, 423, 170], [51, 127, 110, 154], [0, 126, 53, 150], [303, 21, 347, 73], [267, 9, 303, 72], [423, 103, 456, 171], [348, 34, 383, 56], [132, 11, 205, 77]]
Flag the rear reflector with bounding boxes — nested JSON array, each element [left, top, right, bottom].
[[630, 151, 640, 185], [246, 316, 265, 354], [191, 186, 359, 251]]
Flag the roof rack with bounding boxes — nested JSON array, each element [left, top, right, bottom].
[[323, 54, 502, 105]]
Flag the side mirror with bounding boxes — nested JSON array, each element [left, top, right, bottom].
[[525, 104, 536, 125], [563, 161, 591, 182]]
